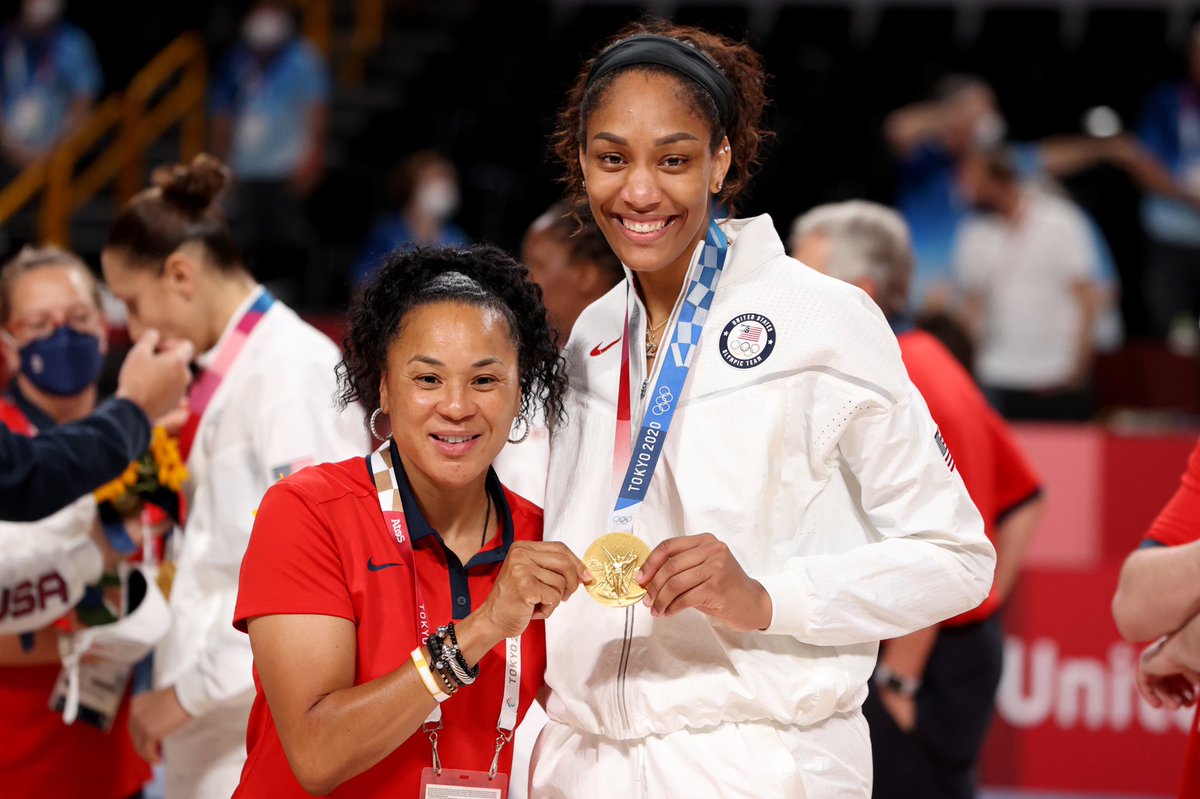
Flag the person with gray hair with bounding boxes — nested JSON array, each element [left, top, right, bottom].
[[792, 200, 1044, 799], [790, 200, 914, 321]]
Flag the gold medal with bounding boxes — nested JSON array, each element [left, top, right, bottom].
[[584, 532, 651, 607]]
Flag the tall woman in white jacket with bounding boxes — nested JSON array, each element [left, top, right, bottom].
[[100, 155, 366, 799], [532, 21, 997, 798]]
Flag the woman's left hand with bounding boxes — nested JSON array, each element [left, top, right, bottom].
[[129, 686, 192, 764], [635, 533, 772, 632]]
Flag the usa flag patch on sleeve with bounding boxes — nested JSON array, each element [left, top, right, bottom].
[[271, 458, 314, 482], [934, 429, 956, 473]]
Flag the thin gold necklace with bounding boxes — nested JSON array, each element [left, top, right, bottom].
[[645, 316, 669, 358]]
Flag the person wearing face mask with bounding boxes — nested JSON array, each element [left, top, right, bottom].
[[0, 322, 192, 522], [101, 154, 365, 799], [0, 245, 159, 799], [885, 74, 1193, 318], [350, 150, 470, 288], [209, 0, 331, 299], [953, 146, 1102, 421], [0, 0, 100, 172]]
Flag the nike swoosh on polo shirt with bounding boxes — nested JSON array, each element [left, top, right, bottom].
[[367, 557, 403, 572], [590, 339, 619, 357]]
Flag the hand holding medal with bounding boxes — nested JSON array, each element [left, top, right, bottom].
[[634, 533, 773, 632]]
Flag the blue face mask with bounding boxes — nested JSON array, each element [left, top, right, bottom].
[[19, 326, 104, 397]]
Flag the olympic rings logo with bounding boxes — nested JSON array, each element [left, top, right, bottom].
[[651, 385, 674, 416], [732, 340, 761, 356], [611, 514, 633, 525]]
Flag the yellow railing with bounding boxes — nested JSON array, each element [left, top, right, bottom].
[[340, 0, 385, 85], [301, 0, 332, 56], [38, 33, 206, 246], [0, 0, 386, 244], [113, 32, 208, 207], [0, 156, 48, 224]]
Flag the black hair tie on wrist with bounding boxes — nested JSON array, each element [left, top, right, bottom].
[[585, 34, 737, 132]]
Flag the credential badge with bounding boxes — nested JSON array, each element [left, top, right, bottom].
[[719, 313, 776, 369]]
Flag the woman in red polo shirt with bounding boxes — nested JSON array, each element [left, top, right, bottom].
[[232, 245, 589, 797]]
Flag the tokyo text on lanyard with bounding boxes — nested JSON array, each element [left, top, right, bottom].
[[609, 217, 730, 535], [368, 439, 521, 779]]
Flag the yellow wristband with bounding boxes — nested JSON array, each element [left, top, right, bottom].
[[411, 647, 450, 703]]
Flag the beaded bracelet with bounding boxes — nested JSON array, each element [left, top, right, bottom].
[[426, 622, 480, 688], [427, 629, 471, 689], [425, 633, 460, 694], [438, 623, 479, 684]]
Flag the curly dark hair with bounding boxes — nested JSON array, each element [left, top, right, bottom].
[[552, 19, 772, 221], [337, 245, 568, 430]]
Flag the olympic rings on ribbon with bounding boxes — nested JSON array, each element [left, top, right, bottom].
[[651, 385, 674, 416]]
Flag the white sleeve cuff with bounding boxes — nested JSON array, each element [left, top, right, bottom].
[[173, 669, 218, 719], [756, 571, 810, 639]]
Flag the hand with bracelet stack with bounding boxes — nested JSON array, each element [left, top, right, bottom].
[[231, 246, 589, 798]]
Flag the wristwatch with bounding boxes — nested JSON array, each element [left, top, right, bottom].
[[874, 664, 921, 698]]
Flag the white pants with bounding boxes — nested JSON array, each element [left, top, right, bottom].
[[530, 711, 871, 799], [162, 705, 248, 799]]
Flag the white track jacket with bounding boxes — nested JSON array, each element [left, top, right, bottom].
[[541, 215, 996, 741], [156, 289, 365, 799]]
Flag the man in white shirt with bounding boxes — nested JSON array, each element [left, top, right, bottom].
[[954, 145, 1100, 420]]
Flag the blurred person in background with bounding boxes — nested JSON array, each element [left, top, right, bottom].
[[0, 246, 152, 799], [1137, 22, 1200, 346], [794, 201, 1044, 799], [209, 0, 330, 300], [101, 154, 364, 799], [0, 0, 100, 172], [953, 145, 1102, 421], [519, 202, 623, 343], [0, 322, 192, 522], [886, 74, 1187, 319], [1113, 439, 1200, 798], [350, 150, 470, 288], [492, 201, 620, 572]]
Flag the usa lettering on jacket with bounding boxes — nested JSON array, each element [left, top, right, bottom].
[[1, 571, 69, 619]]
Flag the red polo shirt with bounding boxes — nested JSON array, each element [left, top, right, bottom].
[[233, 454, 546, 798], [1141, 438, 1200, 798], [897, 329, 1042, 626], [0, 392, 150, 799]]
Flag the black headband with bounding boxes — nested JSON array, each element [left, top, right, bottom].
[[585, 34, 736, 131]]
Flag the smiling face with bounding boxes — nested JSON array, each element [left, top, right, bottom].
[[579, 70, 730, 287], [379, 301, 521, 495]]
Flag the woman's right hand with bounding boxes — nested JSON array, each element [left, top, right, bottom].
[[471, 541, 591, 642]]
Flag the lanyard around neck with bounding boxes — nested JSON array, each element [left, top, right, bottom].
[[178, 288, 274, 461], [609, 218, 729, 535], [367, 439, 521, 734]]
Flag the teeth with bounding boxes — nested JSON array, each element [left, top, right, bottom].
[[621, 218, 669, 234], [435, 435, 472, 444]]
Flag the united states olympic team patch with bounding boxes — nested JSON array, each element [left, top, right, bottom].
[[719, 313, 776, 368]]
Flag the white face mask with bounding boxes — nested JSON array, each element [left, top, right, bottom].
[[242, 9, 293, 52], [974, 111, 1008, 149], [22, 0, 61, 30], [415, 179, 460, 220]]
